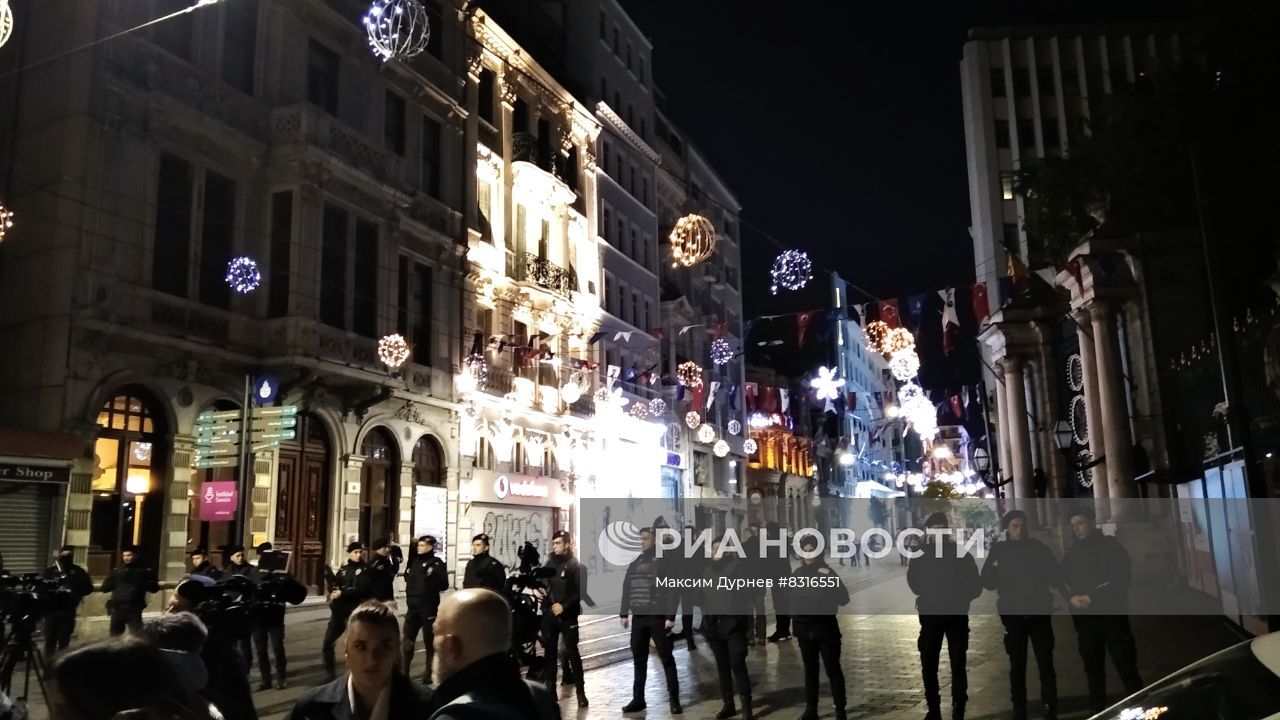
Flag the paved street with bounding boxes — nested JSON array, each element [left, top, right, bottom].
[[8, 560, 1245, 720]]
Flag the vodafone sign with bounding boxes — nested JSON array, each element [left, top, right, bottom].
[[472, 470, 559, 507]]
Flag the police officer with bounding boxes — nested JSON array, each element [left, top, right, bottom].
[[322, 541, 373, 680], [369, 537, 400, 602], [223, 545, 258, 675], [791, 534, 850, 720], [462, 533, 505, 592], [702, 532, 753, 720], [251, 542, 292, 691], [100, 543, 159, 636], [42, 545, 93, 657], [189, 547, 222, 580], [619, 527, 681, 715], [542, 531, 587, 708], [401, 535, 447, 681]]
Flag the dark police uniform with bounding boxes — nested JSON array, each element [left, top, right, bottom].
[[791, 556, 850, 720], [620, 544, 680, 713], [42, 549, 94, 657], [541, 535, 585, 704], [462, 535, 506, 592], [100, 551, 159, 636], [190, 546, 223, 581], [401, 539, 447, 680], [369, 546, 400, 602], [223, 547, 260, 676], [701, 554, 752, 719], [907, 524, 982, 720], [322, 543, 373, 679], [252, 542, 297, 691]]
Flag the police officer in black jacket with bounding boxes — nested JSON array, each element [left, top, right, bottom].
[[189, 547, 222, 581], [791, 534, 850, 720], [462, 533, 505, 592], [619, 527, 682, 715], [701, 532, 753, 720], [1061, 505, 1141, 714], [42, 545, 94, 657], [401, 535, 447, 681], [322, 541, 373, 680], [907, 513, 982, 720], [368, 537, 400, 602], [222, 545, 258, 675], [981, 510, 1060, 720], [100, 543, 160, 636], [541, 530, 588, 707], [252, 542, 297, 691]]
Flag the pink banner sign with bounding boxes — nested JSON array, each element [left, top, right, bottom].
[[199, 481, 238, 522]]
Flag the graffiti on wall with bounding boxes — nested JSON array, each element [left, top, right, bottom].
[[479, 508, 549, 569]]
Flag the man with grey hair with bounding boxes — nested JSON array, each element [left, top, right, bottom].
[[428, 589, 559, 720]]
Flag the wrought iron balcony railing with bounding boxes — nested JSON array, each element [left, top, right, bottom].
[[513, 252, 575, 295]]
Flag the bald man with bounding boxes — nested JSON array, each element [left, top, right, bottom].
[[428, 589, 560, 720]]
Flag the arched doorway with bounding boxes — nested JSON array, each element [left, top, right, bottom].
[[187, 399, 240, 555], [275, 413, 331, 594], [359, 428, 399, 546], [91, 389, 167, 576], [410, 435, 446, 551]]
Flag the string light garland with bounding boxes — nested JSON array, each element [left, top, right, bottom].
[[886, 327, 915, 355], [770, 250, 813, 294], [889, 349, 920, 382], [363, 0, 431, 62], [865, 321, 890, 354], [648, 398, 666, 416], [685, 411, 702, 429], [903, 395, 938, 439], [710, 338, 734, 366], [697, 424, 717, 443], [224, 256, 261, 293], [629, 402, 649, 420], [0, 1, 12, 50], [713, 439, 730, 457], [378, 333, 412, 370], [727, 419, 742, 436], [669, 214, 717, 268], [676, 361, 704, 389], [742, 438, 758, 454]]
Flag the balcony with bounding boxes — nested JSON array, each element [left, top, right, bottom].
[[271, 104, 407, 190], [513, 252, 575, 296]]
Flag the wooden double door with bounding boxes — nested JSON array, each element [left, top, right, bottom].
[[274, 413, 331, 594]]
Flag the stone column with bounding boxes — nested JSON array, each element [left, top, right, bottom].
[[1074, 312, 1109, 504], [993, 380, 1013, 495], [1090, 303, 1135, 506], [1003, 357, 1037, 524]]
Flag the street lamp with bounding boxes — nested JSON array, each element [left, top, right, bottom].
[[972, 447, 990, 476], [1053, 419, 1105, 474]]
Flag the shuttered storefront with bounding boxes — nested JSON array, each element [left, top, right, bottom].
[[0, 481, 56, 574]]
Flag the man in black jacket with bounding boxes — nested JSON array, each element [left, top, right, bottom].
[[907, 513, 982, 720], [619, 527, 681, 715], [791, 534, 850, 720], [981, 510, 1060, 720], [42, 545, 94, 657], [402, 535, 448, 682], [429, 589, 560, 720], [763, 521, 792, 642], [369, 537, 400, 602], [1061, 506, 1142, 714], [251, 542, 299, 691], [542, 530, 588, 708], [462, 533, 506, 592], [222, 545, 257, 675], [189, 548, 222, 581], [322, 541, 373, 680], [100, 544, 160, 636]]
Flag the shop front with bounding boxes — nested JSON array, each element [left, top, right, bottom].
[[463, 469, 566, 569], [0, 427, 88, 574]]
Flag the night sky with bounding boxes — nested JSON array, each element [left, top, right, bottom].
[[619, 0, 1189, 316]]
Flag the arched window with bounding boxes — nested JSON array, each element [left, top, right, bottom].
[[475, 437, 496, 470], [410, 435, 447, 544], [359, 428, 399, 545], [412, 436, 444, 487], [92, 389, 167, 575]]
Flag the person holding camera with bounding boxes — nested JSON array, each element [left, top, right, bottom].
[[322, 541, 373, 681], [221, 545, 258, 675], [402, 535, 447, 682], [189, 548, 222, 581], [100, 543, 159, 636], [41, 545, 94, 658], [462, 533, 505, 592], [251, 542, 299, 691], [369, 537, 400, 603]]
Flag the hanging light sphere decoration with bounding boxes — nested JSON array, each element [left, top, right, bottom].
[[770, 250, 813, 294], [710, 338, 734, 366], [865, 320, 891, 354], [669, 214, 717, 268], [224, 256, 261, 294], [461, 351, 487, 387], [898, 381, 924, 405], [697, 424, 717, 444], [0, 203, 13, 242], [727, 419, 742, 436], [0, 1, 12, 50], [713, 439, 730, 458], [363, 0, 431, 63], [742, 438, 758, 455], [378, 333, 412, 369], [889, 349, 921, 382], [560, 381, 582, 404], [685, 411, 702, 429], [629, 402, 650, 420], [648, 398, 667, 416], [676, 361, 704, 389], [887, 327, 915, 355]]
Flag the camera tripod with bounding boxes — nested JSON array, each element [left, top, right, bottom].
[[0, 620, 49, 707]]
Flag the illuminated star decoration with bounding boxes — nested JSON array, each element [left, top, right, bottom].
[[710, 338, 734, 366], [770, 250, 813, 294], [742, 438, 758, 454], [363, 0, 431, 62], [697, 424, 716, 443], [224, 256, 261, 293], [685, 411, 702, 429], [809, 366, 845, 412], [713, 439, 730, 458], [378, 333, 412, 370]]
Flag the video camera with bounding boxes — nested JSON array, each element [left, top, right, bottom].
[[0, 573, 74, 641], [188, 571, 306, 628]]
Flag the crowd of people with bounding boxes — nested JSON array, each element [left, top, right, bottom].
[[4, 503, 1144, 720]]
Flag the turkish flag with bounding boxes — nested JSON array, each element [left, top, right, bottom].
[[950, 394, 964, 420], [797, 312, 815, 346], [970, 282, 990, 323], [878, 300, 901, 329]]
